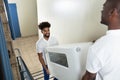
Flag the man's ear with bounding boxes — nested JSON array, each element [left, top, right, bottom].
[[109, 8, 118, 16]]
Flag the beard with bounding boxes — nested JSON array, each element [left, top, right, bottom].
[[44, 33, 50, 38], [101, 16, 108, 26], [101, 20, 107, 25]]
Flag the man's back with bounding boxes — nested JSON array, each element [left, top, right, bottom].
[[86, 30, 120, 80]]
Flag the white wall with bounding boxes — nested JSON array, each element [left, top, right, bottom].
[[8, 0, 38, 37], [37, 0, 107, 44]]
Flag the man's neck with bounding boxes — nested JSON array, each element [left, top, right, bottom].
[[44, 36, 49, 40], [108, 24, 120, 30]]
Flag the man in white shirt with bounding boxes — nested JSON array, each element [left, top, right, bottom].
[[36, 22, 58, 80], [82, 0, 120, 80]]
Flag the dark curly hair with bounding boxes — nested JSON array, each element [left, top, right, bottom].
[[38, 22, 51, 30]]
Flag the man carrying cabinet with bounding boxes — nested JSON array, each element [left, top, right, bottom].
[[82, 0, 120, 80], [36, 22, 58, 80]]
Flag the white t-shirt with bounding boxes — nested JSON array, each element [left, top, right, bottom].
[[36, 36, 59, 65], [86, 30, 120, 80]]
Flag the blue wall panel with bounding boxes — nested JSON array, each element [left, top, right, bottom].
[[9, 4, 21, 38], [0, 17, 13, 80], [4, 0, 15, 39]]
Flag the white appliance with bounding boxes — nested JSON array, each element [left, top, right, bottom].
[[46, 42, 93, 80]]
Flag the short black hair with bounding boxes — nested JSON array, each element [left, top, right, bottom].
[[38, 22, 51, 30], [106, 0, 120, 10]]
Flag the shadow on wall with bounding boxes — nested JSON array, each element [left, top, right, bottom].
[[37, 0, 107, 44]]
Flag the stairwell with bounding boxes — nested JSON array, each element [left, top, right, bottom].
[[0, 0, 20, 79]]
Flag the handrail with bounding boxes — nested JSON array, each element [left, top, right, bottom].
[[14, 48, 34, 80], [14, 48, 21, 57]]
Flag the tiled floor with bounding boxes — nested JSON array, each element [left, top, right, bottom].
[[13, 35, 42, 73]]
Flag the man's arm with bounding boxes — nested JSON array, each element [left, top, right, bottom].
[[38, 53, 49, 74], [81, 71, 96, 80]]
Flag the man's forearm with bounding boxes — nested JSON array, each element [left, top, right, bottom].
[[81, 71, 96, 80], [82, 75, 95, 80], [39, 57, 47, 70], [38, 53, 48, 70]]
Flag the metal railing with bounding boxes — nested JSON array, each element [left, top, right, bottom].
[[14, 48, 34, 80]]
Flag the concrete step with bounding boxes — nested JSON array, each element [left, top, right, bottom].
[[32, 70, 54, 80]]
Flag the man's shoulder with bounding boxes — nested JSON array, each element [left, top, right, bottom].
[[36, 38, 44, 45], [93, 35, 108, 46], [49, 36, 59, 45], [90, 35, 107, 50]]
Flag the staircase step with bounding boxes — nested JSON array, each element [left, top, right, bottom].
[[32, 70, 55, 80]]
